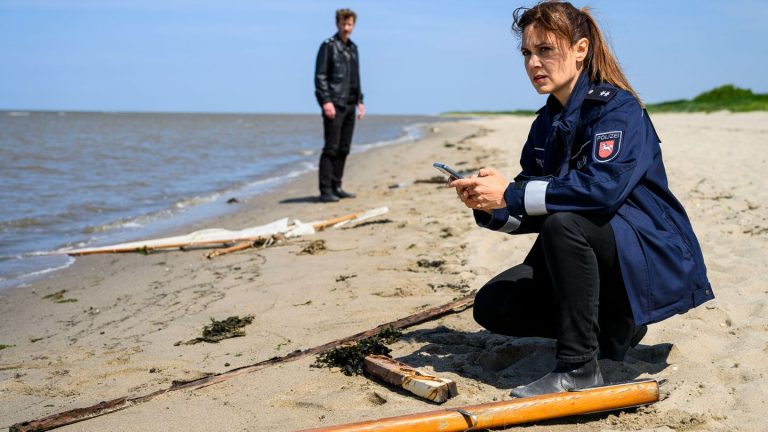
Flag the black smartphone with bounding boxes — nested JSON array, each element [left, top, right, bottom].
[[432, 162, 464, 180]]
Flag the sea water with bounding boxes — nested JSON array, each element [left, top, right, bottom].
[[0, 111, 443, 290]]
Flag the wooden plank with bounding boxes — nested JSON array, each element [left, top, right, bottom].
[[364, 355, 457, 403]]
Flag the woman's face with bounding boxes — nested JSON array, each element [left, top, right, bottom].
[[521, 26, 587, 105]]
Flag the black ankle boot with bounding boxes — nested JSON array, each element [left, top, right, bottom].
[[509, 357, 604, 398], [332, 187, 356, 199], [319, 192, 340, 203]]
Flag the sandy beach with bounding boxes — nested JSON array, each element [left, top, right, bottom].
[[1, 112, 767, 431]]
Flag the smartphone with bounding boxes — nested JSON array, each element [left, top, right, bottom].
[[432, 162, 464, 180]]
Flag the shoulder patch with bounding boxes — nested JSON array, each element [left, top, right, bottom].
[[593, 131, 622, 162], [585, 85, 618, 102]]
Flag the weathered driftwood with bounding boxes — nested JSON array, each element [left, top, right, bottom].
[[298, 380, 660, 432], [60, 207, 389, 257], [364, 355, 457, 403], [205, 240, 257, 259], [205, 207, 389, 259], [10, 293, 475, 432]]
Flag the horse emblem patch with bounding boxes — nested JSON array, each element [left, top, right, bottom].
[[593, 131, 622, 162]]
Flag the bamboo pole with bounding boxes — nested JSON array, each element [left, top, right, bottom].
[[10, 294, 475, 432], [65, 237, 268, 256], [298, 380, 659, 432]]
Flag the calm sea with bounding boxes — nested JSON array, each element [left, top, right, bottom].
[[0, 111, 443, 290]]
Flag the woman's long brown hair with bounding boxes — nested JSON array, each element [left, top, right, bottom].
[[513, 1, 642, 105]]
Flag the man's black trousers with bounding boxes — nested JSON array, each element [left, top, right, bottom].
[[319, 104, 356, 194], [473, 212, 637, 363]]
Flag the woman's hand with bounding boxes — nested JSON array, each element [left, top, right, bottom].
[[448, 167, 509, 212]]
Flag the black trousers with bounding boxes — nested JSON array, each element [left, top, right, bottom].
[[473, 212, 636, 363], [319, 104, 356, 194]]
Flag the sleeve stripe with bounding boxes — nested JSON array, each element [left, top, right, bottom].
[[499, 216, 522, 233], [499, 216, 520, 234], [524, 180, 549, 216]]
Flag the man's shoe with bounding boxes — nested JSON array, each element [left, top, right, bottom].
[[319, 192, 340, 203], [332, 187, 356, 199], [509, 357, 604, 398]]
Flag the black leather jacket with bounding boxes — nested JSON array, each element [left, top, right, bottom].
[[314, 33, 363, 107]]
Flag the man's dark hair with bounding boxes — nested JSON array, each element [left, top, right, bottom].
[[336, 8, 357, 23]]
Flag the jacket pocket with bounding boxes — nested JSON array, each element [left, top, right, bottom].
[[623, 205, 695, 311]]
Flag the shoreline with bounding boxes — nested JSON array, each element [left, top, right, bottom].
[[1, 113, 767, 431], [0, 116, 444, 293]]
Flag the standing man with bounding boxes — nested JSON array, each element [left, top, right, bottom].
[[315, 8, 365, 203]]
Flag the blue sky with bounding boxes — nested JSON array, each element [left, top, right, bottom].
[[1, 0, 767, 114]]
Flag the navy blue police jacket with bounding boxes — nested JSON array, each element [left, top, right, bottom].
[[474, 72, 714, 325]]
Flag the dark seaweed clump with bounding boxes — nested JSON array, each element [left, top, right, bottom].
[[313, 327, 402, 376], [298, 240, 327, 255], [417, 259, 445, 268], [42, 289, 78, 303], [201, 315, 255, 342]]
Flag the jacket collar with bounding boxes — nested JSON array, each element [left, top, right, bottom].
[[544, 71, 591, 130], [333, 32, 354, 48]]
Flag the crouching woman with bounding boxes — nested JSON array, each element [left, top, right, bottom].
[[449, 1, 713, 397]]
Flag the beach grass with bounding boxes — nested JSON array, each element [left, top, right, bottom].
[[443, 85, 768, 116], [646, 85, 768, 113]]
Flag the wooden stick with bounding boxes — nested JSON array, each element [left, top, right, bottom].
[[364, 355, 457, 403], [205, 241, 254, 259], [298, 380, 660, 432], [312, 212, 364, 231], [10, 294, 475, 432]]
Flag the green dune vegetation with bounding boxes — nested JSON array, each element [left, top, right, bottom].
[[444, 85, 768, 116], [646, 85, 768, 113]]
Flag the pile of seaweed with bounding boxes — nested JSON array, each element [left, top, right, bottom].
[[202, 315, 254, 342], [176, 315, 255, 345], [313, 327, 402, 376], [298, 239, 326, 255]]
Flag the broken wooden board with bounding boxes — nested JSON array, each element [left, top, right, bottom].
[[364, 354, 457, 403]]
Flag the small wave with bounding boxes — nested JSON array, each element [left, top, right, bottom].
[[175, 193, 220, 209], [354, 122, 425, 153], [19, 257, 75, 279], [0, 217, 48, 229], [0, 254, 75, 289], [233, 164, 313, 196], [84, 219, 146, 234], [78, 188, 242, 240], [6, 111, 30, 117]]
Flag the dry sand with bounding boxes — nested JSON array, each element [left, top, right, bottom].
[[1, 113, 766, 431]]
